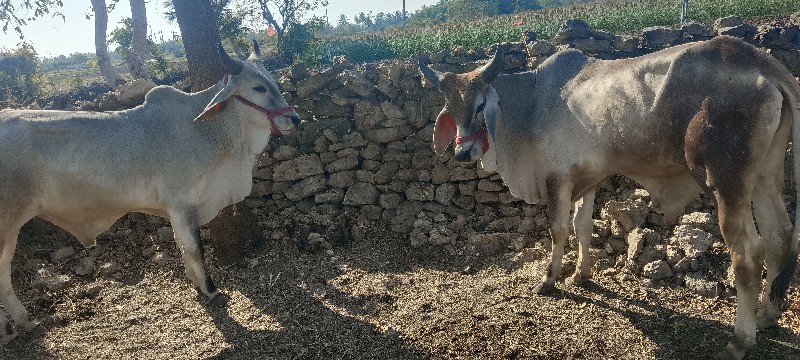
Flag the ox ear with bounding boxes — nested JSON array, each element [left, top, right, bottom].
[[433, 110, 457, 156], [195, 81, 237, 122]]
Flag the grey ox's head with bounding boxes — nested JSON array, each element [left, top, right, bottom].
[[195, 41, 301, 135], [419, 48, 504, 162]]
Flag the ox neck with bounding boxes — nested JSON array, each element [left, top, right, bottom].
[[190, 83, 265, 161], [191, 82, 226, 115]]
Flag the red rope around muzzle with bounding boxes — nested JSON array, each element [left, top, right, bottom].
[[454, 125, 490, 154]]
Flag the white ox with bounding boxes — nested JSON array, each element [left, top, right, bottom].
[[0, 44, 300, 343], [420, 36, 799, 360]]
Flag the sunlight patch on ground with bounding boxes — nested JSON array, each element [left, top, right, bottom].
[[225, 290, 284, 332]]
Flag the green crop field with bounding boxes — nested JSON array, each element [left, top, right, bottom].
[[303, 0, 800, 64]]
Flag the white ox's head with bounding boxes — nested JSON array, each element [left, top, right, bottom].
[[195, 41, 301, 135], [419, 48, 505, 162]]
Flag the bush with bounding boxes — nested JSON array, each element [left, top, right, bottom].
[[0, 43, 42, 105], [109, 18, 172, 79], [304, 35, 398, 65], [283, 18, 326, 62]]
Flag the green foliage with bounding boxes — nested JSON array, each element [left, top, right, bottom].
[[0, 42, 42, 104], [326, 10, 408, 36], [498, 0, 542, 14], [307, 0, 800, 64], [66, 73, 82, 91], [284, 17, 326, 60], [219, 8, 249, 39], [447, 0, 498, 21], [406, 0, 590, 25], [147, 45, 170, 78], [408, 1, 447, 26], [85, 57, 98, 70], [301, 34, 397, 65], [109, 18, 135, 55], [219, 6, 252, 51], [109, 17, 173, 79], [40, 52, 94, 71], [0, 0, 63, 39]]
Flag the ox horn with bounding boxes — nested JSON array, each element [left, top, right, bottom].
[[479, 44, 506, 84], [419, 58, 445, 88], [217, 43, 244, 75], [251, 39, 262, 59]]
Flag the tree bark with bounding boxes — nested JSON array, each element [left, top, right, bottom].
[[172, 0, 223, 90], [171, 0, 262, 265], [128, 0, 149, 79], [91, 0, 125, 89]]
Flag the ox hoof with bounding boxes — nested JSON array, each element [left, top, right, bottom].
[[712, 344, 745, 360], [1, 325, 17, 346], [210, 293, 230, 307], [21, 319, 40, 332], [757, 315, 779, 329], [756, 308, 780, 329], [532, 282, 555, 294]]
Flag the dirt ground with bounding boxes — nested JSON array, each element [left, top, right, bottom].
[[0, 207, 797, 360]]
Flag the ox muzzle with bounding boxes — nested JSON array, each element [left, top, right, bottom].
[[454, 125, 490, 161]]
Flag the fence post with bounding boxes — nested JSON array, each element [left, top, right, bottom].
[[681, 0, 689, 24]]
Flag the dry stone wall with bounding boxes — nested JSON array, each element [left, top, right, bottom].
[[247, 17, 800, 295]]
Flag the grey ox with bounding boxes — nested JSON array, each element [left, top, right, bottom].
[[0, 44, 300, 344], [420, 35, 799, 360]]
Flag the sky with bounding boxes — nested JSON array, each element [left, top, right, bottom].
[[0, 0, 440, 58]]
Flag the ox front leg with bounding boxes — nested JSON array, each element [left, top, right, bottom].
[[0, 227, 39, 336], [533, 179, 573, 294], [566, 188, 595, 287], [168, 209, 229, 306]]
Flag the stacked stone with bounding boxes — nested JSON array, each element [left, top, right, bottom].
[[251, 57, 527, 242], [531, 17, 798, 73], [593, 187, 725, 297]]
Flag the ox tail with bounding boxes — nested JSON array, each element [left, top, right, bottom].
[[771, 85, 800, 309]]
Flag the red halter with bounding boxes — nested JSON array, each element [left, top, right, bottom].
[[454, 124, 490, 154], [223, 74, 295, 134]]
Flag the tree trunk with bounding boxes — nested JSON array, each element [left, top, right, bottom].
[[128, 0, 149, 79], [172, 0, 223, 90], [91, 0, 125, 89], [258, 0, 285, 49], [171, 0, 263, 265]]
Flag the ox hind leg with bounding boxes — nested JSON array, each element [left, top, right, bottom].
[[0, 216, 39, 344], [168, 208, 229, 306], [751, 120, 795, 329], [712, 193, 762, 360], [752, 176, 793, 329], [690, 153, 762, 360], [566, 188, 596, 287]]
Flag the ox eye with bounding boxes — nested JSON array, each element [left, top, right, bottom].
[[476, 103, 485, 114], [253, 86, 268, 93]]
